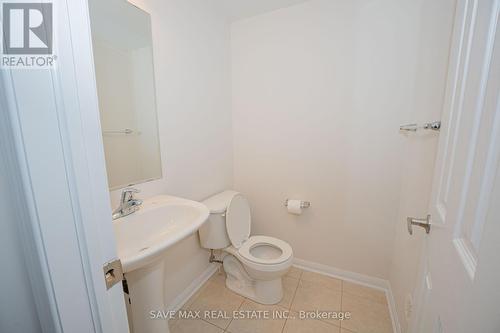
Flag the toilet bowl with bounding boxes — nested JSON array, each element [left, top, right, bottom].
[[199, 191, 293, 304]]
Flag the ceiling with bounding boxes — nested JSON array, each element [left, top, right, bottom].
[[217, 0, 311, 22]]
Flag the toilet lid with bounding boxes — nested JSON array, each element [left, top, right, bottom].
[[225, 193, 251, 248]]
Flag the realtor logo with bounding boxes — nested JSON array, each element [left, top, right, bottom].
[[1, 2, 56, 68]]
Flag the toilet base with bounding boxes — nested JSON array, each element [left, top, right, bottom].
[[223, 254, 283, 305]]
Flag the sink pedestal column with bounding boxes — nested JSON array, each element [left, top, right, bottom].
[[126, 260, 170, 333]]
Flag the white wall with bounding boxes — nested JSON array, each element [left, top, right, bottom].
[[217, 0, 310, 22], [111, 0, 232, 308], [231, 0, 453, 280]]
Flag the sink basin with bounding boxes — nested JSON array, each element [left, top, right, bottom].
[[113, 195, 209, 272], [112, 195, 209, 333]]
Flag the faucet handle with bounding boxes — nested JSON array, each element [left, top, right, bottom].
[[121, 187, 140, 203], [123, 187, 140, 194]]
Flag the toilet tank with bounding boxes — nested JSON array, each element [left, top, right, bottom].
[[198, 191, 238, 249]]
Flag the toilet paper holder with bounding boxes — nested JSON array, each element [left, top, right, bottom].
[[284, 199, 311, 209]]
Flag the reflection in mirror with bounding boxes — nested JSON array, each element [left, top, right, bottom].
[[89, 0, 162, 190]]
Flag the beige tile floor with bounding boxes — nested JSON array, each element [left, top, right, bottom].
[[169, 267, 393, 333]]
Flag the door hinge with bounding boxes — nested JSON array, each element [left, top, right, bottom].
[[103, 259, 123, 290]]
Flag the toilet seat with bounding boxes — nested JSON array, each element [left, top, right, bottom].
[[225, 192, 293, 266], [238, 236, 293, 265]]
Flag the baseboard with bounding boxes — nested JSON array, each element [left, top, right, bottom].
[[385, 282, 402, 333], [167, 263, 219, 312], [293, 258, 401, 333]]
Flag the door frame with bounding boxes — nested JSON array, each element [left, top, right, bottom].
[[1, 0, 128, 332]]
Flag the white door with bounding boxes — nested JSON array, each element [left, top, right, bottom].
[[410, 0, 500, 332], [1, 0, 129, 332]]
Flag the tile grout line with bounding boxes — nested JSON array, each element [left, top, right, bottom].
[[280, 272, 302, 333], [223, 295, 245, 332], [189, 273, 241, 332], [169, 276, 213, 331], [203, 318, 226, 332], [342, 289, 388, 305], [300, 269, 345, 330]]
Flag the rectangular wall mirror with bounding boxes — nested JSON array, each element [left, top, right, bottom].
[[89, 0, 162, 190]]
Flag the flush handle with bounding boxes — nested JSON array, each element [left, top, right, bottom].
[[407, 215, 431, 235]]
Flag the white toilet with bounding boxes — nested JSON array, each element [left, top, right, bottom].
[[199, 191, 293, 305]]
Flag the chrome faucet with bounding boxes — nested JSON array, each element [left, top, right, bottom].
[[112, 187, 143, 220]]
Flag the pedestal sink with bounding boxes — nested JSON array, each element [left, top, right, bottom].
[[112, 195, 209, 333]]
